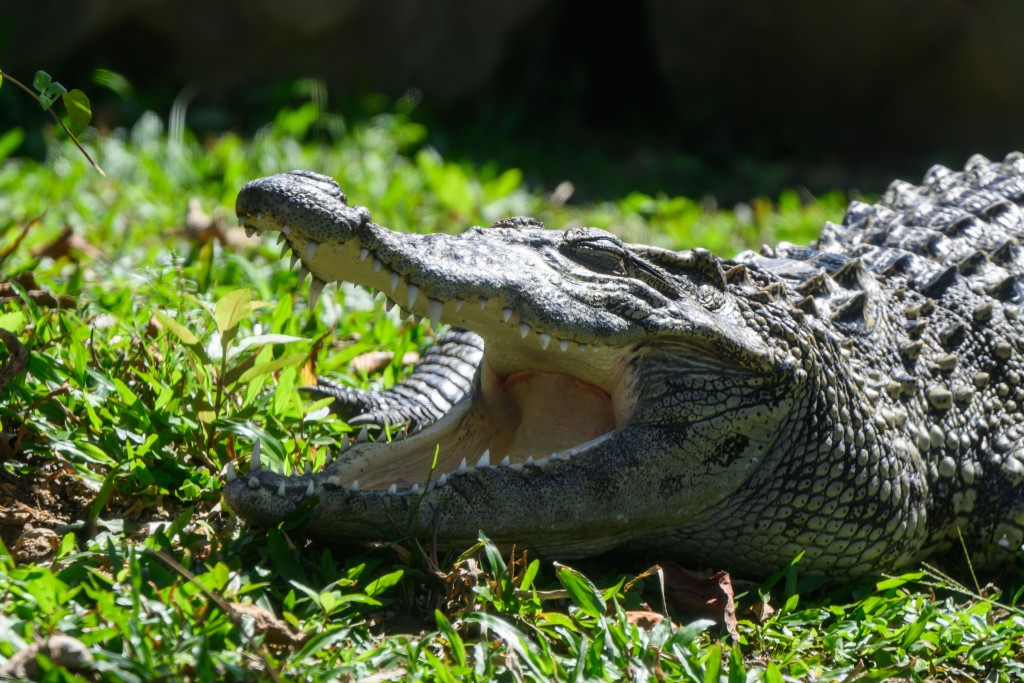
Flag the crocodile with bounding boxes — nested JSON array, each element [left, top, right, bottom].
[[223, 153, 1024, 577]]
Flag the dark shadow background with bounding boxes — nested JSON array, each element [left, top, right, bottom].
[[3, 0, 1023, 203]]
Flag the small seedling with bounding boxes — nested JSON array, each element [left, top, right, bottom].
[[0, 69, 105, 174]]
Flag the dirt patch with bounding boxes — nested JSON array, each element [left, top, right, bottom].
[[0, 463, 98, 562]]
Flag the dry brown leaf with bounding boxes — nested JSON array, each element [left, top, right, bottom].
[[746, 599, 776, 623], [185, 198, 255, 249], [660, 561, 739, 640], [625, 609, 667, 631], [228, 602, 305, 648], [0, 279, 76, 308], [351, 350, 395, 375], [0, 634, 94, 679], [32, 225, 102, 261], [13, 527, 61, 564]]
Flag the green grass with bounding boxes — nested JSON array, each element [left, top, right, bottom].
[[1, 101, 1022, 681]]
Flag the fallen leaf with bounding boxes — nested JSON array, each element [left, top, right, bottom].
[[626, 609, 667, 631], [228, 602, 305, 648], [0, 635, 93, 679], [13, 527, 60, 564], [351, 350, 395, 375], [660, 561, 739, 640], [746, 599, 776, 623], [32, 225, 102, 261], [186, 197, 256, 249]]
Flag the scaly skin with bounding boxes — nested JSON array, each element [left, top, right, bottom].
[[223, 156, 1024, 577]]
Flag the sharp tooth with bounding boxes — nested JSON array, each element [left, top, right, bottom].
[[406, 284, 421, 309], [411, 483, 421, 494], [276, 462, 284, 476], [350, 480, 359, 491], [306, 240, 319, 261], [454, 298, 464, 312], [373, 258, 383, 272], [357, 426, 368, 442], [290, 253, 299, 269], [384, 298, 396, 312], [325, 448, 332, 463], [457, 458, 468, 473], [428, 299, 444, 328], [592, 345, 603, 353], [244, 226, 256, 237], [327, 475, 341, 486], [479, 297, 488, 309], [276, 233, 287, 245], [476, 450, 490, 467], [297, 265, 309, 283], [309, 277, 326, 308], [359, 247, 369, 261], [225, 461, 237, 481], [500, 455, 510, 467], [281, 225, 291, 235], [304, 462, 311, 475], [525, 455, 535, 465], [559, 339, 570, 352], [279, 242, 289, 259], [436, 473, 448, 487], [342, 434, 350, 450], [502, 308, 513, 323], [538, 333, 551, 350], [519, 323, 530, 339], [305, 481, 315, 497], [250, 441, 262, 471], [276, 482, 286, 497], [390, 272, 401, 292], [387, 484, 397, 494]]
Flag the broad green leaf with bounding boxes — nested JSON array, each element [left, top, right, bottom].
[[703, 644, 722, 683], [214, 288, 251, 335], [0, 127, 24, 162], [483, 167, 523, 202], [61, 89, 92, 136], [235, 352, 307, 385], [0, 310, 26, 333], [153, 310, 199, 345], [33, 70, 67, 110], [92, 68, 135, 99], [876, 572, 925, 591], [289, 626, 351, 665], [519, 559, 540, 591], [764, 662, 785, 683], [664, 618, 715, 648], [555, 563, 605, 619], [363, 569, 404, 598], [435, 610, 467, 668], [32, 70, 52, 94], [230, 333, 307, 356]]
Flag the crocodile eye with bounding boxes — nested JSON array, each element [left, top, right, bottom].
[[562, 229, 683, 298], [561, 230, 629, 275], [568, 243, 628, 275]]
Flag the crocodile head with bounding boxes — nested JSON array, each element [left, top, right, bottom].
[[224, 170, 809, 562]]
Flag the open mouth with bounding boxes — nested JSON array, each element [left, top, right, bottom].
[[229, 194, 638, 496]]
